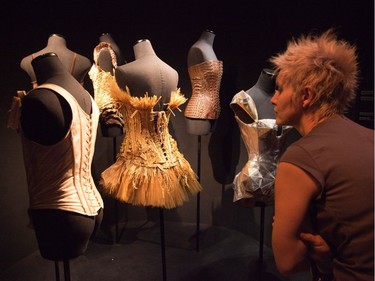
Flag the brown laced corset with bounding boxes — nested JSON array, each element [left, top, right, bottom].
[[184, 60, 223, 120]]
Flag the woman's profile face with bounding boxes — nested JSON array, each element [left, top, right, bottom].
[[271, 77, 303, 127]]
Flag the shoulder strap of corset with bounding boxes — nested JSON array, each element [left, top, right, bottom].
[[93, 42, 118, 69], [70, 52, 77, 74]]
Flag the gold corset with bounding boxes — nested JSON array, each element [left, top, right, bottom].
[[184, 60, 223, 120], [88, 42, 124, 128], [100, 80, 202, 209]]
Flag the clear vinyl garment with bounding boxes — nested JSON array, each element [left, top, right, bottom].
[[230, 90, 292, 207], [100, 79, 202, 209]]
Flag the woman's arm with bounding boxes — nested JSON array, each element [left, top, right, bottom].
[[272, 162, 321, 275]]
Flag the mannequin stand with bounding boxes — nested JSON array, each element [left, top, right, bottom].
[[255, 202, 266, 281], [54, 260, 71, 281], [111, 136, 127, 244], [113, 137, 120, 243], [109, 138, 167, 280], [196, 135, 202, 252], [159, 208, 167, 281]]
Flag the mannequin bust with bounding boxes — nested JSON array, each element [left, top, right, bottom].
[[115, 39, 178, 110], [20, 53, 103, 261], [20, 34, 91, 88], [185, 29, 223, 135], [187, 29, 218, 66], [21, 53, 91, 144], [97, 33, 126, 74], [230, 68, 292, 207], [92, 33, 125, 137]]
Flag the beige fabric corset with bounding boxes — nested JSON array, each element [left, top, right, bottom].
[[21, 83, 103, 216], [184, 60, 223, 120], [100, 79, 202, 209], [230, 90, 292, 207], [88, 42, 124, 128]]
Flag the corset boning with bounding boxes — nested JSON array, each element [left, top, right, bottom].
[[184, 60, 223, 120], [118, 109, 182, 170]]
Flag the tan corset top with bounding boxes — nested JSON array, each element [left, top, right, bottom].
[[184, 60, 223, 120], [89, 42, 124, 128]]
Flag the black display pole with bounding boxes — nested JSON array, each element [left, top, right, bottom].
[[54, 260, 71, 281], [109, 135, 167, 280], [63, 260, 71, 281], [196, 135, 202, 252], [112, 135, 129, 243], [113, 137, 120, 243], [159, 208, 167, 281], [255, 202, 266, 281], [54, 261, 60, 281]]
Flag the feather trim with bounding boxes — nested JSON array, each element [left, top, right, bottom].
[[109, 78, 187, 111], [100, 156, 201, 209]]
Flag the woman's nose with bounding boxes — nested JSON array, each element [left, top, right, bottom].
[[270, 92, 278, 105]]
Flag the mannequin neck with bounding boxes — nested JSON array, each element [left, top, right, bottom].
[[99, 33, 114, 44], [47, 34, 67, 48], [133, 40, 156, 59], [198, 30, 215, 45], [32, 53, 70, 84], [31, 52, 91, 114], [99, 33, 125, 65], [254, 69, 275, 95]]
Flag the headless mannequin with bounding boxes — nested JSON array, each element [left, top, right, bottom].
[[20, 34, 91, 88], [248, 68, 275, 119], [95, 33, 125, 137], [186, 29, 220, 135], [115, 39, 178, 110], [113, 41, 179, 270], [231, 68, 284, 207], [20, 53, 103, 261]]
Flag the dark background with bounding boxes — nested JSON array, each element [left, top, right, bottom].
[[0, 0, 373, 273]]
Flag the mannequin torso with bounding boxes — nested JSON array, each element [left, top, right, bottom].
[[185, 30, 222, 135], [115, 39, 178, 110], [21, 53, 91, 144], [20, 34, 91, 88], [20, 53, 103, 261], [230, 68, 293, 206]]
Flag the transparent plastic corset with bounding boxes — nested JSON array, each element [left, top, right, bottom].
[[231, 90, 292, 206]]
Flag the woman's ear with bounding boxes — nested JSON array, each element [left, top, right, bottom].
[[302, 87, 315, 108]]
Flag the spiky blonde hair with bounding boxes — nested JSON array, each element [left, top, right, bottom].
[[270, 29, 359, 118]]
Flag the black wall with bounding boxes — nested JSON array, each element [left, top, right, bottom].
[[0, 0, 373, 273]]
